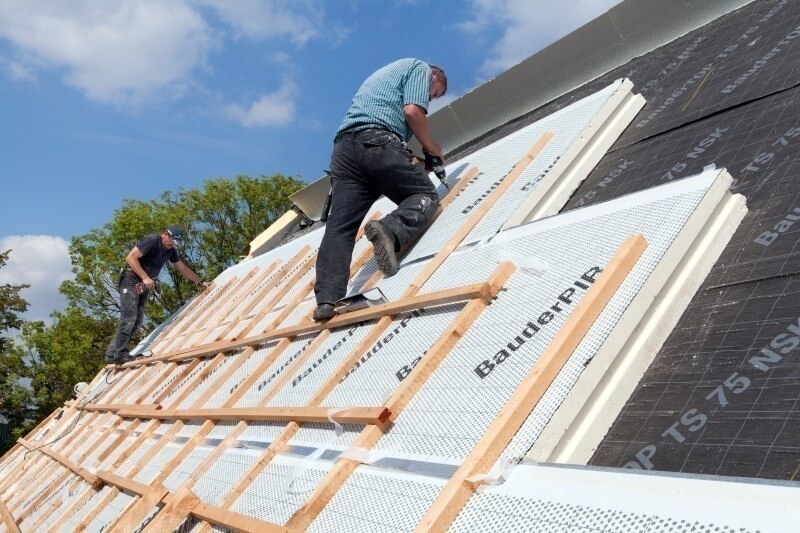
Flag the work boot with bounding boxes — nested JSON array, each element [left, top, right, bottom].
[[313, 303, 336, 321], [116, 352, 136, 365], [365, 221, 399, 277]]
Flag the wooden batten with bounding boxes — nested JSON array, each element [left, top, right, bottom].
[[115, 406, 391, 426], [415, 235, 648, 531]]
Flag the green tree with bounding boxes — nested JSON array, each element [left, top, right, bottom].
[[1, 173, 302, 451], [61, 173, 303, 327], [0, 249, 31, 452]]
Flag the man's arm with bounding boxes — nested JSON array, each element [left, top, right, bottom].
[[403, 104, 443, 158], [175, 261, 211, 289], [126, 247, 155, 289]]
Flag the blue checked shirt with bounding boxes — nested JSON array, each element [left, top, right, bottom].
[[336, 58, 432, 142]]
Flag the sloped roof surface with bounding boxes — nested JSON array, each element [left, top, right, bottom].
[[457, 0, 800, 478]]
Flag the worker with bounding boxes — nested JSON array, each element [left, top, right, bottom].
[[105, 225, 209, 364], [313, 58, 448, 321]]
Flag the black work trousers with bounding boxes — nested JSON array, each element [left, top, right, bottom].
[[314, 128, 439, 305], [106, 270, 148, 359]]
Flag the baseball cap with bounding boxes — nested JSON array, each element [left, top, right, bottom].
[[166, 225, 187, 247]]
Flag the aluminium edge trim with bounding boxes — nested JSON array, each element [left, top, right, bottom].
[[527, 169, 747, 464]]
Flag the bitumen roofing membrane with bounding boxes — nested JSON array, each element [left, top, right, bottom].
[[448, 0, 800, 480]]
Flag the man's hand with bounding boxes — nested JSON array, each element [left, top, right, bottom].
[[142, 277, 155, 290], [199, 281, 211, 290]]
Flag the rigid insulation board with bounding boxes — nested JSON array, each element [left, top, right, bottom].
[[449, 461, 800, 533], [441, 0, 800, 481], [190, 168, 745, 530]]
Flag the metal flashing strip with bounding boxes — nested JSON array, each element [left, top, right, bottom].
[[450, 461, 800, 532]]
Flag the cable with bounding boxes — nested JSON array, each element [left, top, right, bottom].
[[22, 368, 117, 461]]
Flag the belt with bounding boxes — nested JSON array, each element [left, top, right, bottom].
[[334, 126, 401, 143]]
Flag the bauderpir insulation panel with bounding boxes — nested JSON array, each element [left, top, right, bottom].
[[215, 169, 741, 529]]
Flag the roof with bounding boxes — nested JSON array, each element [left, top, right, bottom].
[[2, 1, 800, 531]]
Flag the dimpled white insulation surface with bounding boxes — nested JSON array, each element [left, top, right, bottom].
[[134, 441, 183, 483], [267, 323, 376, 408], [159, 358, 212, 406], [39, 480, 91, 529], [60, 485, 114, 531], [230, 454, 330, 525], [200, 344, 277, 409], [207, 419, 239, 440], [401, 81, 623, 267], [370, 173, 712, 464], [274, 297, 316, 329], [176, 350, 242, 409], [300, 171, 724, 531], [145, 364, 191, 403], [233, 334, 316, 408], [177, 420, 205, 438], [238, 420, 285, 443], [309, 468, 445, 533], [22, 475, 71, 527], [163, 445, 216, 492], [192, 448, 260, 506], [322, 304, 462, 408], [117, 438, 156, 476], [97, 436, 139, 470], [451, 462, 799, 532], [86, 489, 136, 531]]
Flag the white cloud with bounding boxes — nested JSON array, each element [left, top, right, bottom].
[[225, 78, 297, 127], [460, 0, 622, 77], [195, 0, 324, 46], [0, 0, 217, 104], [0, 1, 335, 106], [0, 235, 72, 323]]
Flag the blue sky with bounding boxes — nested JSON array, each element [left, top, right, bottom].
[[0, 0, 620, 321]]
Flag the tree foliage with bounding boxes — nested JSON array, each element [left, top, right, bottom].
[[0, 174, 303, 453], [61, 174, 303, 326], [0, 249, 30, 451]]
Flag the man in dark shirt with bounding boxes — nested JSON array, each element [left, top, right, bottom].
[[105, 225, 209, 364]]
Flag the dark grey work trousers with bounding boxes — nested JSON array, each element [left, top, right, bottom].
[[106, 271, 148, 358], [314, 128, 439, 305]]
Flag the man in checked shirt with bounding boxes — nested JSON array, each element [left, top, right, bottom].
[[313, 59, 448, 321]]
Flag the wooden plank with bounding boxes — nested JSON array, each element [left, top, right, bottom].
[[284, 261, 517, 530], [408, 132, 552, 295], [96, 470, 166, 499], [265, 281, 493, 340], [415, 235, 648, 531], [156, 281, 491, 361], [147, 280, 218, 349], [192, 500, 289, 533], [17, 439, 101, 487], [130, 245, 314, 368], [150, 277, 238, 354], [177, 266, 262, 339], [116, 406, 391, 425], [0, 497, 20, 533], [73, 402, 162, 413], [208, 259, 282, 340]]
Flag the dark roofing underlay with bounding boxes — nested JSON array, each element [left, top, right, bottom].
[[450, 0, 800, 481], [463, 0, 800, 480]]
